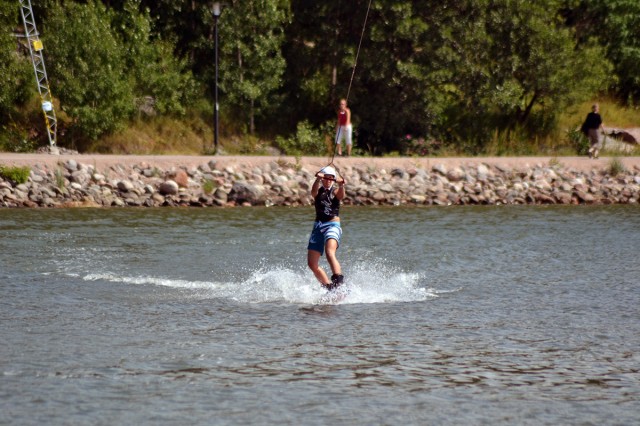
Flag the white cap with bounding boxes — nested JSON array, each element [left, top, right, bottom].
[[320, 166, 336, 177]]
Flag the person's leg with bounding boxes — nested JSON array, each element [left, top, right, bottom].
[[336, 127, 343, 156], [325, 239, 344, 288], [324, 238, 341, 277], [345, 125, 353, 156], [307, 250, 330, 284], [594, 132, 602, 158], [588, 129, 598, 158]]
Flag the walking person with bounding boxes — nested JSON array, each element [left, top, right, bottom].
[[335, 99, 353, 156], [582, 103, 604, 159], [307, 166, 346, 290]]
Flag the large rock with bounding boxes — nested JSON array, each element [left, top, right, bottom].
[[447, 167, 465, 182], [117, 180, 134, 192], [168, 169, 189, 188], [432, 164, 447, 175], [477, 164, 491, 181], [228, 182, 265, 205], [574, 190, 595, 203], [2, 156, 640, 208], [213, 188, 228, 203], [158, 180, 179, 195], [64, 159, 78, 171]]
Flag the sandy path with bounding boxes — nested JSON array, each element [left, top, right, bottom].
[[0, 153, 639, 173]]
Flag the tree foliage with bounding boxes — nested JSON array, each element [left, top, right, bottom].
[[110, 0, 199, 116], [44, 0, 135, 142], [281, 0, 611, 152], [218, 0, 290, 135], [38, 0, 201, 145], [566, 0, 640, 103], [0, 0, 32, 117], [428, 0, 611, 149], [0, 0, 634, 153]]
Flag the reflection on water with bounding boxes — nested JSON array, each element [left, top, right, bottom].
[[0, 206, 639, 425]]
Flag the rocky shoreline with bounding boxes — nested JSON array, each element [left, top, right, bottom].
[[1, 153, 640, 208]]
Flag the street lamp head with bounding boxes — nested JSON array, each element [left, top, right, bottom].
[[212, 2, 221, 17]]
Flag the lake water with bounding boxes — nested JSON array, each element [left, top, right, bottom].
[[1, 205, 639, 425]]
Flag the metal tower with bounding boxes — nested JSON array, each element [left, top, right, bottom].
[[19, 0, 57, 146]]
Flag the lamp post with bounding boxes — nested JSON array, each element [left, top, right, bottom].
[[213, 2, 221, 154]]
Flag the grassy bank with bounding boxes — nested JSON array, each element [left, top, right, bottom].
[[2, 99, 639, 157]]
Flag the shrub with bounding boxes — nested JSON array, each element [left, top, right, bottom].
[[202, 179, 215, 194], [0, 165, 30, 184], [608, 157, 626, 176], [54, 167, 65, 189], [401, 134, 441, 156], [275, 120, 333, 156], [0, 123, 36, 153], [45, 0, 135, 143], [221, 134, 272, 155], [566, 122, 590, 155]]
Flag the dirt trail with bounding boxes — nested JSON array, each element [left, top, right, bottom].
[[0, 153, 639, 173]]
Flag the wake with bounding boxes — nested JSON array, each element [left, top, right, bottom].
[[80, 261, 448, 305]]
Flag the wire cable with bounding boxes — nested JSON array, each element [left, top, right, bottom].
[[325, 0, 374, 176]]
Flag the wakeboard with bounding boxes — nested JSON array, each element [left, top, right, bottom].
[[317, 285, 349, 304]]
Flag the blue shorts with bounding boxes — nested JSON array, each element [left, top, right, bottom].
[[307, 221, 342, 255]]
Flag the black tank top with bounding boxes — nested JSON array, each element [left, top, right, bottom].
[[314, 186, 340, 222], [584, 112, 602, 129]]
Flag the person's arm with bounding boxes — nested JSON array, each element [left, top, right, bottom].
[[346, 108, 351, 125], [335, 177, 346, 200], [311, 173, 323, 198]]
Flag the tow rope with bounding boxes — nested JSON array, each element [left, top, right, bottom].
[[325, 0, 374, 177]]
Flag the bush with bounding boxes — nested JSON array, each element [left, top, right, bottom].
[[0, 165, 31, 184], [0, 123, 36, 153], [566, 122, 590, 155], [275, 120, 333, 156], [44, 0, 135, 143], [608, 157, 626, 176], [401, 134, 441, 156]]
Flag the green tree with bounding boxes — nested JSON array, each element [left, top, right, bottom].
[[2, 0, 622, 154], [565, 0, 640, 103], [218, 0, 291, 135], [136, 0, 212, 74], [341, 0, 611, 152], [0, 0, 44, 151], [0, 0, 32, 118], [43, 0, 134, 143], [111, 0, 199, 116], [600, 1, 640, 102], [282, 1, 403, 152], [436, 0, 611, 149], [354, 0, 443, 152], [283, 1, 357, 127]]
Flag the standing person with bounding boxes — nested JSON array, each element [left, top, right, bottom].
[[307, 166, 346, 290], [335, 99, 353, 156], [582, 103, 604, 159]]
